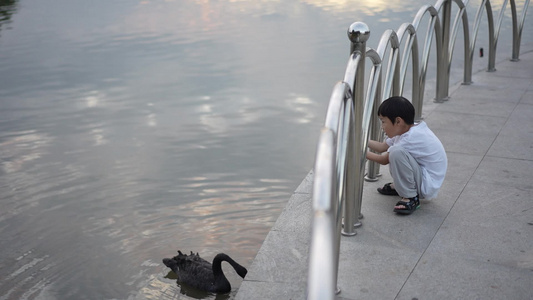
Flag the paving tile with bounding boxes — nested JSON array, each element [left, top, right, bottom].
[[522, 90, 533, 104], [336, 241, 421, 300], [397, 156, 533, 299], [242, 230, 309, 284], [432, 83, 523, 117], [235, 281, 306, 300], [426, 110, 507, 155], [271, 193, 312, 234], [294, 170, 313, 194], [488, 102, 533, 160], [397, 252, 533, 300]]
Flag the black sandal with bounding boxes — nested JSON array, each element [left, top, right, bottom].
[[393, 196, 420, 215], [377, 182, 399, 196]]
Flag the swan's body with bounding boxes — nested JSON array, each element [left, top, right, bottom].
[[162, 250, 248, 293]]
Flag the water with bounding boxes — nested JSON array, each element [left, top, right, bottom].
[[1, 0, 531, 299]]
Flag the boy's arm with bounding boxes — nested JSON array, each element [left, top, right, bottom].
[[368, 140, 389, 153], [366, 139, 390, 165], [366, 151, 390, 165]]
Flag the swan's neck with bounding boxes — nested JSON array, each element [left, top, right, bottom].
[[212, 254, 232, 291]]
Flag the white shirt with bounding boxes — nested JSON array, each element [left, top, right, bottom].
[[386, 121, 447, 199]]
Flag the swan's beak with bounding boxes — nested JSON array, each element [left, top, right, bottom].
[[238, 267, 248, 278]]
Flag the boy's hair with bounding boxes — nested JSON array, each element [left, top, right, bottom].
[[377, 96, 415, 125]]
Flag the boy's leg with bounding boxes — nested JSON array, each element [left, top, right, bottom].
[[388, 145, 422, 199]]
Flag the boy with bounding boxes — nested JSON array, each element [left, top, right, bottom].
[[366, 96, 447, 215]]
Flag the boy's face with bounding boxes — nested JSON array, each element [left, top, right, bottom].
[[379, 114, 403, 138]]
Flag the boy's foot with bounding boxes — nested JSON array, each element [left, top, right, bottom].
[[377, 182, 399, 196], [393, 195, 420, 215]]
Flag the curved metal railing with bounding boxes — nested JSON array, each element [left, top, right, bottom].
[[307, 0, 529, 299]]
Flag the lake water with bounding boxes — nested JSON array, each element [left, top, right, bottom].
[[1, 0, 531, 299]]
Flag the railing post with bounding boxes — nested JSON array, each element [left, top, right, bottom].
[[436, 0, 452, 102], [343, 22, 370, 235], [511, 0, 520, 61], [510, 0, 529, 62], [365, 77, 382, 182]]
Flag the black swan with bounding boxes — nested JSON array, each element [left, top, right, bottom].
[[162, 250, 248, 293]]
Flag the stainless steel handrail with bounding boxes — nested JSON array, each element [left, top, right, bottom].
[[307, 0, 529, 298], [308, 82, 352, 300], [308, 128, 337, 300]]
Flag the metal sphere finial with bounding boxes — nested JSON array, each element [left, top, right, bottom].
[[347, 22, 370, 44]]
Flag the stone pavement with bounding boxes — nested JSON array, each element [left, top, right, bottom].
[[236, 49, 533, 300]]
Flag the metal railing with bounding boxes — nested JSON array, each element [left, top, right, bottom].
[[307, 0, 529, 299]]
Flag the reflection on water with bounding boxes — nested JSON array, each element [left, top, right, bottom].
[[303, 0, 409, 17], [0, 0, 17, 33], [0, 0, 531, 299], [162, 270, 233, 300]]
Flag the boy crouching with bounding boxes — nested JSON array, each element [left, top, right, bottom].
[[366, 96, 447, 215]]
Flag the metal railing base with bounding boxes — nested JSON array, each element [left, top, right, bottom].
[[365, 173, 381, 182], [433, 96, 450, 103], [364, 175, 380, 182], [336, 287, 341, 295], [341, 230, 357, 236]]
